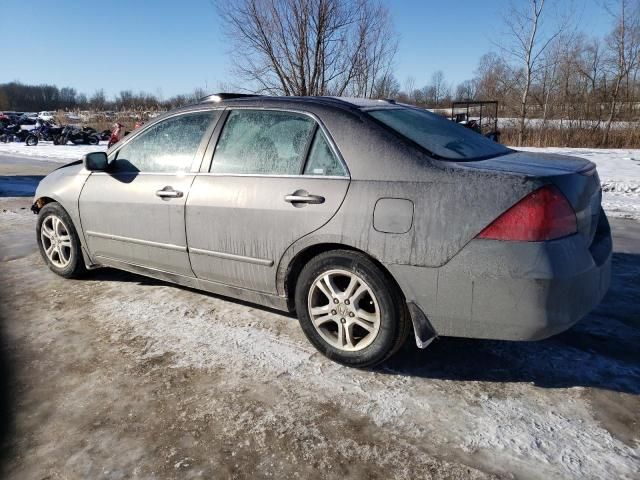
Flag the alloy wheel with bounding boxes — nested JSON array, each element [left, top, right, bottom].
[[40, 215, 73, 268], [307, 269, 381, 351]]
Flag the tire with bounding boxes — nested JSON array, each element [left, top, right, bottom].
[[36, 202, 86, 278], [25, 134, 38, 146], [88, 134, 99, 145], [295, 250, 410, 368]]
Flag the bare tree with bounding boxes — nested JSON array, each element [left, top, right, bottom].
[[430, 70, 448, 106], [602, 0, 640, 144], [372, 73, 400, 98], [403, 76, 416, 102], [215, 0, 397, 96], [475, 53, 516, 102], [499, 0, 571, 145], [419, 70, 449, 106], [89, 89, 107, 110], [574, 36, 604, 122], [455, 79, 477, 100]]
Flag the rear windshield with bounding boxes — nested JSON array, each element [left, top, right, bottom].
[[367, 107, 511, 161]]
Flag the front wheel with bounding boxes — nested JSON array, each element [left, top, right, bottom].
[[25, 134, 38, 146], [36, 202, 86, 278], [295, 250, 410, 368]]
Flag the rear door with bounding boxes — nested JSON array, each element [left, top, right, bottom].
[[186, 108, 350, 293], [79, 110, 219, 276]]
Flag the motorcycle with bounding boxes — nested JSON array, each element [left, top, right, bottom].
[[25, 121, 63, 146], [99, 129, 113, 141], [0, 123, 30, 143], [54, 125, 100, 145]]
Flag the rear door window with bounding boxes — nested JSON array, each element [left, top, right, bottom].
[[303, 130, 346, 177], [211, 110, 315, 175]]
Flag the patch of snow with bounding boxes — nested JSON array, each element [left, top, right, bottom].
[[0, 140, 107, 162], [461, 395, 639, 479], [500, 118, 639, 130]]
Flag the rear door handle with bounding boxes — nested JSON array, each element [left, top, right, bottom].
[[284, 192, 325, 204], [156, 186, 183, 198]]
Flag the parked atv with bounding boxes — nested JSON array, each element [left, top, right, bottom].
[[54, 125, 100, 145]]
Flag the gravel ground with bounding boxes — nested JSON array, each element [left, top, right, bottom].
[[0, 156, 638, 479]]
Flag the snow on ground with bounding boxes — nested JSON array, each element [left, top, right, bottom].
[[516, 147, 640, 220], [0, 142, 638, 219], [500, 118, 639, 130], [24, 226, 636, 479], [0, 140, 107, 161]]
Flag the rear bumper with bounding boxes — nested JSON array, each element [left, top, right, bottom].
[[389, 214, 612, 341]]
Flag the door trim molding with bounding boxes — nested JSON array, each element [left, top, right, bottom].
[[86, 231, 187, 252], [189, 247, 274, 267], [86, 231, 274, 266]]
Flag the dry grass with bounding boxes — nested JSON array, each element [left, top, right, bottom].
[[500, 125, 640, 148], [53, 109, 159, 134]]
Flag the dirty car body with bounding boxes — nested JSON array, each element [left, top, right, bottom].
[[32, 96, 612, 366]]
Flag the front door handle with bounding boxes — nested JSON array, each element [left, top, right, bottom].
[[156, 186, 183, 198], [284, 191, 325, 204]]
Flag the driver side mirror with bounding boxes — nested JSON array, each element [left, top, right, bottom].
[[83, 151, 108, 171]]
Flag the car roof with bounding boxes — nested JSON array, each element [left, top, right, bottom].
[[191, 95, 401, 112]]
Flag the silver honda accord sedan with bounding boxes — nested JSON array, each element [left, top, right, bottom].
[[32, 94, 612, 367]]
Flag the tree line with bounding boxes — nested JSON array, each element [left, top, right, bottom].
[[0, 83, 210, 113]]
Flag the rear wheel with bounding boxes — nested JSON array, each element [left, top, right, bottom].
[[25, 134, 38, 146], [36, 202, 86, 278], [295, 250, 410, 368]]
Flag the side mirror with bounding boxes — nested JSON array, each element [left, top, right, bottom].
[[83, 151, 108, 171]]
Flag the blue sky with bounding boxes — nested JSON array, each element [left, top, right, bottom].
[[3, 0, 613, 99]]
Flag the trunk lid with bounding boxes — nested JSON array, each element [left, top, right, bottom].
[[449, 150, 602, 245]]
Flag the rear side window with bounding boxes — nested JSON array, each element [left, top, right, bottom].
[[303, 130, 346, 176], [212, 110, 315, 175], [113, 111, 217, 173], [368, 107, 511, 161]]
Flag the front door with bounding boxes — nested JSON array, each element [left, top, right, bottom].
[[79, 110, 219, 276], [186, 109, 350, 293]]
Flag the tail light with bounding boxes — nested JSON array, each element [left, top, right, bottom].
[[477, 185, 577, 241]]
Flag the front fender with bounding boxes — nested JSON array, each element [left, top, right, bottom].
[[33, 163, 93, 263]]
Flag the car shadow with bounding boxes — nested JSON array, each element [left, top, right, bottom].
[[0, 175, 44, 197], [80, 253, 639, 394], [84, 267, 297, 318], [0, 303, 15, 472], [381, 252, 640, 395]]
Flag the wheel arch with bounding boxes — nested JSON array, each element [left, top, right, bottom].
[[31, 195, 58, 214], [280, 241, 406, 313]]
